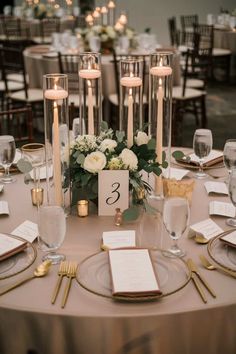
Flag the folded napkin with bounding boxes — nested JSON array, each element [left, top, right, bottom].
[[0, 233, 27, 262], [108, 249, 162, 298]]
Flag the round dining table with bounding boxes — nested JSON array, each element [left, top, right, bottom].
[[0, 149, 236, 354]]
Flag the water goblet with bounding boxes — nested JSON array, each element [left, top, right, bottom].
[[0, 135, 16, 183], [38, 205, 66, 264], [193, 129, 213, 178], [223, 139, 236, 183], [226, 168, 236, 227], [163, 197, 190, 257]]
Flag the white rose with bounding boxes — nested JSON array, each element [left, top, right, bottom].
[[119, 148, 138, 171], [100, 139, 117, 152], [101, 33, 108, 42], [83, 151, 106, 173], [135, 131, 149, 146]]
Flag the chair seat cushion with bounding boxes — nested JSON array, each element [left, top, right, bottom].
[[9, 89, 43, 102], [181, 78, 205, 89], [0, 80, 24, 92], [213, 48, 231, 57], [172, 86, 206, 100]]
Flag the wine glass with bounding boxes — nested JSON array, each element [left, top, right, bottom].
[[193, 129, 213, 179], [21, 143, 45, 188], [223, 139, 236, 183], [0, 135, 16, 183], [163, 197, 190, 257], [226, 168, 236, 227], [38, 205, 66, 264]]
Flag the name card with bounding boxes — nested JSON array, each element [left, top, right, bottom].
[[0, 201, 9, 215], [102, 230, 136, 249], [204, 181, 228, 195], [98, 170, 129, 216], [220, 231, 236, 248], [11, 220, 39, 243], [209, 201, 235, 217], [189, 218, 223, 240], [0, 233, 27, 261]]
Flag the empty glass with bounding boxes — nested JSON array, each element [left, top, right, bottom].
[[226, 169, 236, 227], [163, 197, 190, 257], [193, 129, 213, 178], [21, 143, 45, 189], [38, 205, 66, 264], [223, 139, 236, 174], [0, 135, 16, 183]]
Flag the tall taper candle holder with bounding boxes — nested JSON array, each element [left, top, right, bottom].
[[119, 57, 143, 148], [43, 73, 70, 212], [149, 52, 173, 198], [78, 52, 102, 136]]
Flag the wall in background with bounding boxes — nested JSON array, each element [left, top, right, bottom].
[[96, 0, 236, 44]]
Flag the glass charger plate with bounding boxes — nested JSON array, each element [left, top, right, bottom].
[[208, 231, 236, 272], [0, 234, 37, 280], [76, 249, 191, 302]]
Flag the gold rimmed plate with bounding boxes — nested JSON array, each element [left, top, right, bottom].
[[207, 230, 236, 273], [76, 249, 191, 302], [0, 234, 37, 280]]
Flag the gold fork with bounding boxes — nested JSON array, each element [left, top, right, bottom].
[[61, 261, 77, 308], [51, 261, 68, 304]]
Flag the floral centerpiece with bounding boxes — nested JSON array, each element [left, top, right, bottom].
[[68, 122, 169, 220], [77, 25, 135, 53]]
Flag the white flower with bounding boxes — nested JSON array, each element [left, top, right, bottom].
[[100, 139, 117, 152], [83, 151, 106, 173], [106, 26, 117, 39], [74, 135, 97, 152], [135, 131, 149, 146], [119, 148, 138, 171], [101, 33, 109, 42]]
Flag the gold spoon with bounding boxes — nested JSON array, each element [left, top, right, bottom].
[[0, 260, 52, 296], [194, 234, 209, 244], [199, 255, 236, 278]]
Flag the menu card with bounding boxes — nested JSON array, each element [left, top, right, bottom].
[[162, 167, 190, 180], [11, 220, 38, 243], [0, 201, 9, 215], [0, 233, 27, 261], [189, 218, 223, 240], [220, 231, 236, 248], [102, 230, 136, 250], [204, 182, 228, 195], [209, 201, 235, 217], [108, 249, 161, 297], [178, 150, 223, 167]]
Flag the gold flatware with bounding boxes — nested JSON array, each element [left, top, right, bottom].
[[51, 261, 69, 304], [187, 259, 207, 303], [188, 258, 216, 298], [199, 255, 236, 278], [61, 261, 77, 309], [194, 234, 209, 244], [0, 260, 52, 296]]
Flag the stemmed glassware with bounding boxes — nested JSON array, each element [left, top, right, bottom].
[[38, 205, 66, 264], [193, 129, 213, 179], [21, 143, 45, 189], [226, 168, 236, 227], [163, 197, 190, 257], [0, 135, 16, 183], [223, 139, 236, 183]]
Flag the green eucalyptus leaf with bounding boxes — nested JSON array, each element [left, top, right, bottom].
[[162, 160, 168, 169], [24, 173, 32, 184], [76, 153, 85, 165], [100, 121, 108, 131], [116, 130, 125, 143], [147, 138, 156, 150], [153, 166, 162, 176], [172, 150, 185, 160], [17, 158, 33, 173], [122, 206, 140, 221]]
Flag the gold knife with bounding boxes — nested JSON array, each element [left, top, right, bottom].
[[187, 259, 207, 303], [188, 258, 216, 298]]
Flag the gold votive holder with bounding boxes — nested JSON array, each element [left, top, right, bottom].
[[114, 208, 123, 226], [77, 200, 89, 217], [31, 187, 44, 206], [163, 178, 195, 205]]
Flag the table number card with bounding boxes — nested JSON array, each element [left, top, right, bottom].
[[98, 170, 129, 216], [108, 249, 161, 297]]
